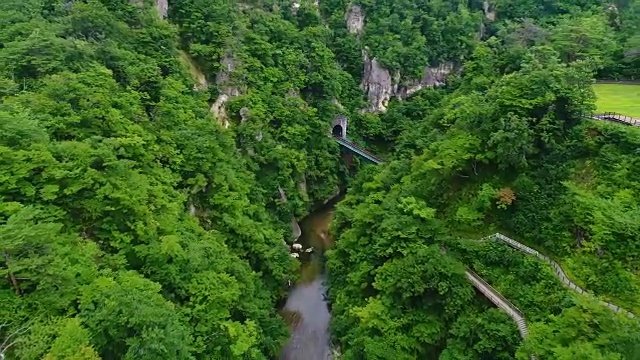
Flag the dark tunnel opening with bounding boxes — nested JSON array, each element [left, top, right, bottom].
[[332, 125, 343, 137]]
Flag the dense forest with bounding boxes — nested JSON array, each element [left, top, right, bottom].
[[1, 0, 639, 359]]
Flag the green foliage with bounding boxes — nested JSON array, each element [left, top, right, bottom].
[[520, 298, 640, 359], [328, 12, 640, 357], [2, 0, 640, 359], [0, 1, 298, 359]]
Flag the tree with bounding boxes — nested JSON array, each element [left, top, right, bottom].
[[78, 272, 193, 360]]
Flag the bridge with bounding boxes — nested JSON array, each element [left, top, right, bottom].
[[333, 112, 640, 165], [483, 233, 635, 318], [333, 136, 383, 164], [330, 113, 638, 357], [465, 270, 530, 338], [331, 118, 383, 164], [592, 112, 640, 127]]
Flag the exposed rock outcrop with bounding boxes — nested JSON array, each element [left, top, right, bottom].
[[210, 95, 231, 128], [323, 186, 341, 204], [346, 4, 365, 35], [331, 98, 345, 111], [239, 107, 250, 123], [483, 0, 496, 22], [299, 175, 308, 198], [278, 187, 288, 202], [210, 54, 242, 128], [179, 51, 209, 91], [401, 63, 454, 97], [606, 3, 621, 29], [361, 50, 454, 112], [291, 0, 301, 13], [360, 52, 396, 112], [156, 0, 168, 19], [128, 0, 168, 18]]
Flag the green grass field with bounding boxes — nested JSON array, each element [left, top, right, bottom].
[[593, 84, 640, 118]]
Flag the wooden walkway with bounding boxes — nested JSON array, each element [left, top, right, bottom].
[[592, 112, 640, 127], [482, 233, 635, 318], [465, 270, 531, 338], [335, 118, 639, 357]]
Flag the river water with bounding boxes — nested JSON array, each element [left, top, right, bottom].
[[279, 201, 337, 360]]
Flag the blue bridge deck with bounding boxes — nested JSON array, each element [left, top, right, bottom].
[[333, 136, 383, 164]]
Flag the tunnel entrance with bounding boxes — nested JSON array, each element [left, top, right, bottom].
[[332, 125, 343, 138]]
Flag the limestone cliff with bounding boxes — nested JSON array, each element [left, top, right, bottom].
[[210, 54, 242, 128], [156, 0, 168, 19], [360, 52, 397, 112], [346, 4, 365, 35], [483, 0, 496, 22], [279, 187, 302, 242], [352, 5, 453, 112], [360, 50, 454, 112], [401, 63, 455, 98]]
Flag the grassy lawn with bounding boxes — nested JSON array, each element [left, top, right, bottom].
[[594, 84, 640, 118]]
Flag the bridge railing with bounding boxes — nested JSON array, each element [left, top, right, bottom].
[[333, 136, 384, 164], [440, 246, 533, 351], [465, 270, 530, 336], [585, 112, 640, 127], [487, 233, 636, 319]]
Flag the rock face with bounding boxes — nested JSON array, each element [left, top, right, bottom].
[[360, 53, 396, 112], [210, 54, 241, 128], [291, 216, 302, 242], [128, 0, 167, 19], [346, 4, 365, 34], [361, 50, 454, 112], [606, 4, 621, 29], [401, 63, 455, 97], [156, 0, 168, 19], [210, 95, 230, 128], [179, 51, 209, 91], [239, 107, 250, 123], [483, 0, 496, 22], [299, 175, 308, 198], [291, 0, 301, 13]]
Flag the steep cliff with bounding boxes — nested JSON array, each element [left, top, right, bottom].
[[346, 3, 455, 112], [210, 54, 242, 128]]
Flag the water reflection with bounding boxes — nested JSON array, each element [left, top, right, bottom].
[[280, 202, 336, 360]]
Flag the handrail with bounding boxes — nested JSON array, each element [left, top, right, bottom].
[[587, 112, 640, 127], [439, 247, 535, 358], [334, 122, 634, 360], [465, 270, 531, 338], [484, 233, 636, 318], [342, 146, 536, 357], [333, 136, 384, 164]]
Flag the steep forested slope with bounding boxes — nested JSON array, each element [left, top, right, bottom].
[[0, 1, 300, 359], [326, 1, 640, 359], [2, 0, 640, 359]]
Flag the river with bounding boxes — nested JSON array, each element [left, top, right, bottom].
[[279, 199, 339, 360]]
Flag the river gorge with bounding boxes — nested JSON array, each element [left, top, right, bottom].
[[279, 196, 342, 360]]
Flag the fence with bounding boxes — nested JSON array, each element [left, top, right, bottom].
[[487, 233, 635, 319], [592, 112, 640, 127], [465, 270, 529, 337], [334, 136, 384, 164]]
